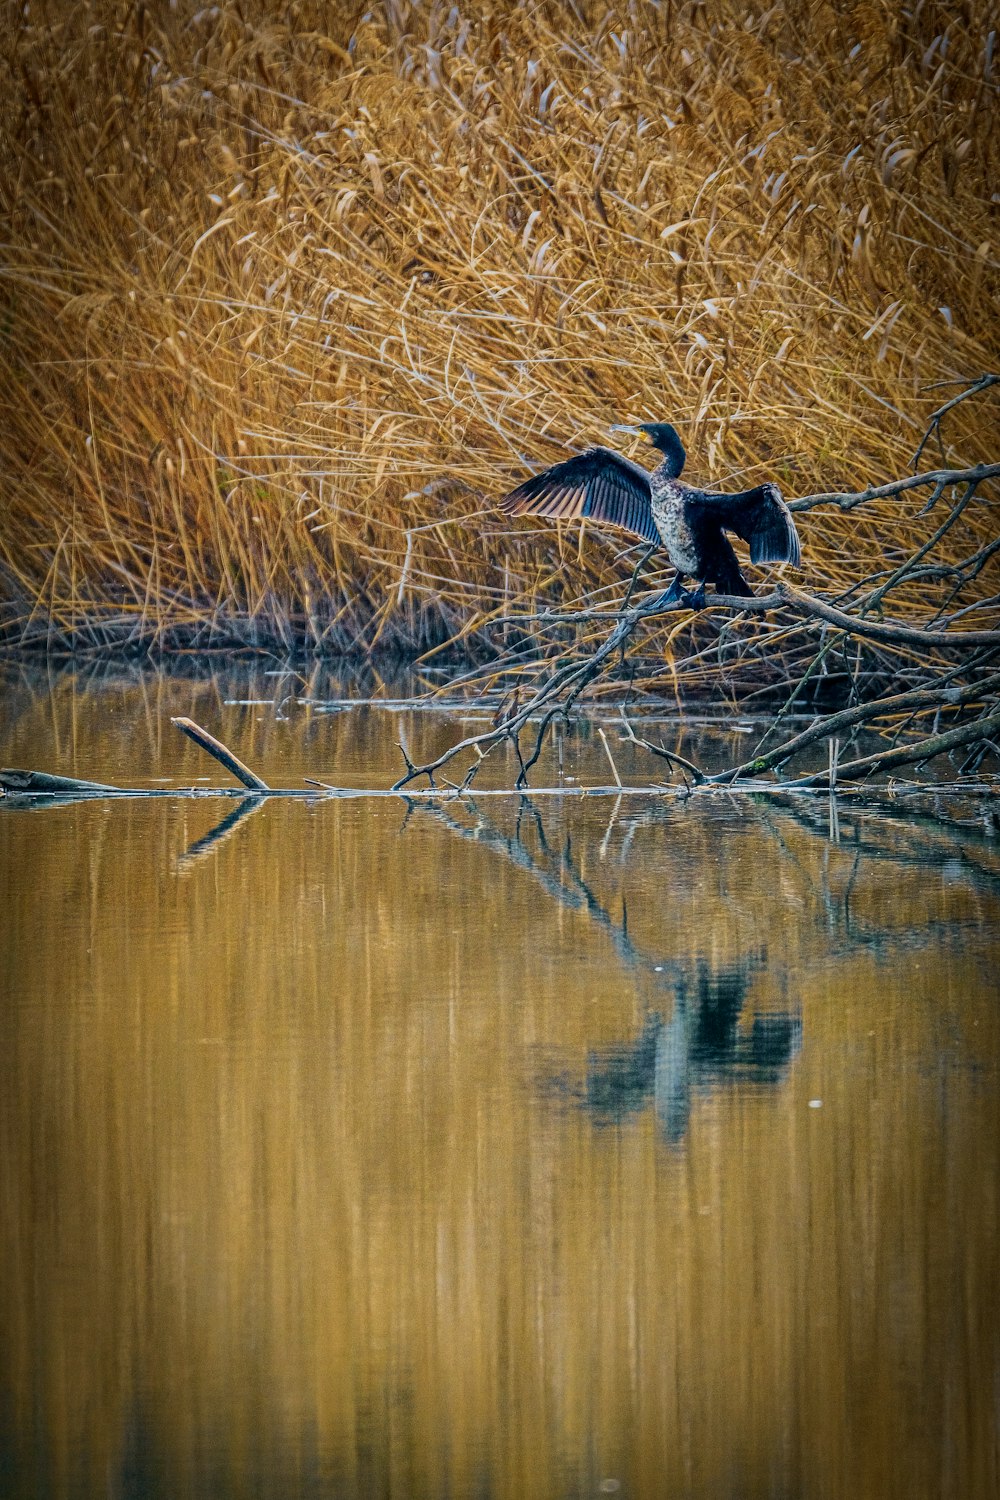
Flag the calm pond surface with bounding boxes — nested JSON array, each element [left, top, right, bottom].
[[1, 662, 998, 1500]]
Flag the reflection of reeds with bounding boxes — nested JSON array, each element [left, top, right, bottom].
[[1, 3, 997, 664], [2, 776, 999, 1497]]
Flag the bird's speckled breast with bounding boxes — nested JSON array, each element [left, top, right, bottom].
[[650, 475, 700, 575]]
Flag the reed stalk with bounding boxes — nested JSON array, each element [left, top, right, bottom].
[[1, 1, 996, 686]]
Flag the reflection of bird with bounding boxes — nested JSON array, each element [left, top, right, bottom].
[[500, 422, 800, 608], [582, 955, 801, 1144]]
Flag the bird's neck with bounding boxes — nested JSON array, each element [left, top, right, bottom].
[[654, 453, 685, 481], [651, 430, 686, 478]]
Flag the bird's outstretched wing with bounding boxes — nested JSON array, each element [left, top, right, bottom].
[[499, 447, 660, 546], [690, 482, 800, 566]]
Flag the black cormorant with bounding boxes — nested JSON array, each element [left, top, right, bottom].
[[499, 422, 800, 607]]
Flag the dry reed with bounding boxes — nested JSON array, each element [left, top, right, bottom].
[[1, 0, 997, 683]]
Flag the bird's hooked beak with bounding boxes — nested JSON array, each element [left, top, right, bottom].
[[609, 423, 646, 437]]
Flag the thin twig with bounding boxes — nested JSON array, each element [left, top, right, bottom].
[[516, 706, 562, 788], [911, 374, 1000, 471], [597, 727, 623, 788], [858, 481, 979, 615], [618, 710, 707, 785]]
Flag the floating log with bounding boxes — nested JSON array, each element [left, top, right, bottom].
[[0, 769, 122, 794]]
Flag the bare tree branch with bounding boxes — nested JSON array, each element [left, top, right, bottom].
[[784, 710, 1000, 788], [710, 672, 1000, 783], [773, 583, 1000, 650], [910, 373, 1000, 471], [788, 461, 999, 513]]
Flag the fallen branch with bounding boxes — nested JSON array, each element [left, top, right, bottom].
[[0, 768, 122, 795], [711, 671, 1000, 782], [170, 716, 270, 791], [3, 734, 997, 811], [858, 479, 979, 615], [395, 569, 999, 788], [785, 710, 1000, 788]]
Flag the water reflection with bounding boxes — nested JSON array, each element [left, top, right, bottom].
[[420, 800, 801, 1145], [583, 960, 801, 1144], [2, 667, 999, 1500]]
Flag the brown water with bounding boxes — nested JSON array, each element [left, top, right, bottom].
[[2, 663, 998, 1499]]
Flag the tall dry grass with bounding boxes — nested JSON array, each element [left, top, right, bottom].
[[0, 0, 997, 665]]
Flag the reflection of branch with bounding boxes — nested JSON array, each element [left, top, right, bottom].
[[175, 796, 266, 872], [766, 793, 1000, 892], [419, 799, 683, 984]]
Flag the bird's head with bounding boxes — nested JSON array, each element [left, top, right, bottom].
[[611, 422, 686, 476]]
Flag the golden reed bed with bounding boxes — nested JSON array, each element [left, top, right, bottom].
[[1, 0, 997, 685]]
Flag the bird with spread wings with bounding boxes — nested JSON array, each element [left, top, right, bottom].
[[499, 422, 800, 608]]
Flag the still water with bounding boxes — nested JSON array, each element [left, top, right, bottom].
[[1, 663, 998, 1499]]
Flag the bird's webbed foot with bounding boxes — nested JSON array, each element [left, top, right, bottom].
[[681, 582, 707, 610], [647, 575, 685, 612]]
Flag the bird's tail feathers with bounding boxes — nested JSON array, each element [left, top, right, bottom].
[[714, 550, 754, 596]]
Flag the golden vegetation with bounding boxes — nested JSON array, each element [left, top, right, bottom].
[[1, 0, 997, 664]]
